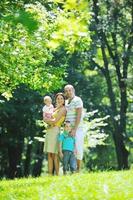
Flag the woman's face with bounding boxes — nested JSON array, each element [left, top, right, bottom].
[[56, 95, 65, 106]]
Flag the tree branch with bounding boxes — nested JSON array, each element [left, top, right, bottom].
[[122, 2, 133, 79]]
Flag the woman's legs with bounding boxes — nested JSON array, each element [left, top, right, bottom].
[[48, 153, 59, 175], [47, 127, 60, 175], [54, 154, 59, 175], [48, 153, 54, 175]]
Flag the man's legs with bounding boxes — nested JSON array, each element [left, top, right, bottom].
[[75, 128, 84, 172], [77, 159, 82, 172]]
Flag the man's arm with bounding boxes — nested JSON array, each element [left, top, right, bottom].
[[71, 107, 82, 136], [73, 138, 77, 155]]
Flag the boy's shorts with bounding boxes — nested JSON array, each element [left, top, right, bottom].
[[75, 128, 84, 160]]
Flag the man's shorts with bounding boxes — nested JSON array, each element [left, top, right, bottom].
[[75, 128, 84, 160]]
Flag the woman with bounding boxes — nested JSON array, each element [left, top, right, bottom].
[[44, 93, 66, 175]]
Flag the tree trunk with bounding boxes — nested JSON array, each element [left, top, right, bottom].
[[100, 43, 129, 169], [32, 142, 44, 177], [7, 144, 22, 179], [104, 66, 129, 169], [112, 123, 129, 169], [24, 144, 32, 177]]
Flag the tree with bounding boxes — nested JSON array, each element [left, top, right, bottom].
[[0, 1, 66, 95], [88, 0, 133, 169], [0, 84, 43, 178], [47, 0, 133, 169]]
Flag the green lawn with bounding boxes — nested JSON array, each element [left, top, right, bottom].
[[0, 170, 133, 200]]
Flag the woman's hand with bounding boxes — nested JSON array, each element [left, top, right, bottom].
[[44, 118, 54, 125]]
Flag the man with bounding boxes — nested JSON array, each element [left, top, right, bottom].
[[64, 84, 84, 171]]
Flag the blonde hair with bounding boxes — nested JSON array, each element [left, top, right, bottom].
[[43, 96, 52, 102]]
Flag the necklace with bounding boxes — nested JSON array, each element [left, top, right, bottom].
[[68, 96, 75, 104]]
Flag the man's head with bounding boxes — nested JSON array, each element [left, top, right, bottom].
[[44, 96, 52, 106], [64, 84, 75, 99], [64, 121, 72, 132]]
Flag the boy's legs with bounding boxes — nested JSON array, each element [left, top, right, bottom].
[[70, 152, 77, 173], [63, 151, 71, 174]]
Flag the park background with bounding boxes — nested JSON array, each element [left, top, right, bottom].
[[0, 0, 133, 199]]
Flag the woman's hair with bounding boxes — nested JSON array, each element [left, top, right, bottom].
[[55, 92, 65, 106]]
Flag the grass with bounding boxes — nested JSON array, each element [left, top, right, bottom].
[[0, 170, 133, 200]]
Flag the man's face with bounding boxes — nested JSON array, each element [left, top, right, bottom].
[[64, 87, 74, 99]]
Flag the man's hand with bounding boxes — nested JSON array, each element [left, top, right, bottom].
[[74, 148, 77, 155], [70, 128, 77, 137]]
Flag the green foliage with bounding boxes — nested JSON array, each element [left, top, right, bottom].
[[0, 170, 133, 200], [0, 84, 44, 177], [3, 9, 39, 33], [0, 0, 92, 95], [84, 110, 109, 148], [0, 2, 66, 95], [47, 0, 91, 53], [0, 0, 132, 174]]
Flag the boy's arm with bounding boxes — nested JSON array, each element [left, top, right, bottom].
[[58, 142, 63, 158]]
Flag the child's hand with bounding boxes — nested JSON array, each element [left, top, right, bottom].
[[59, 151, 63, 159]]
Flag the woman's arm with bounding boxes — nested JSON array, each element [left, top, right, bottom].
[[43, 114, 53, 125]]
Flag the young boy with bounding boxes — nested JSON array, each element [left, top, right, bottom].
[[58, 121, 77, 174], [43, 96, 54, 120]]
